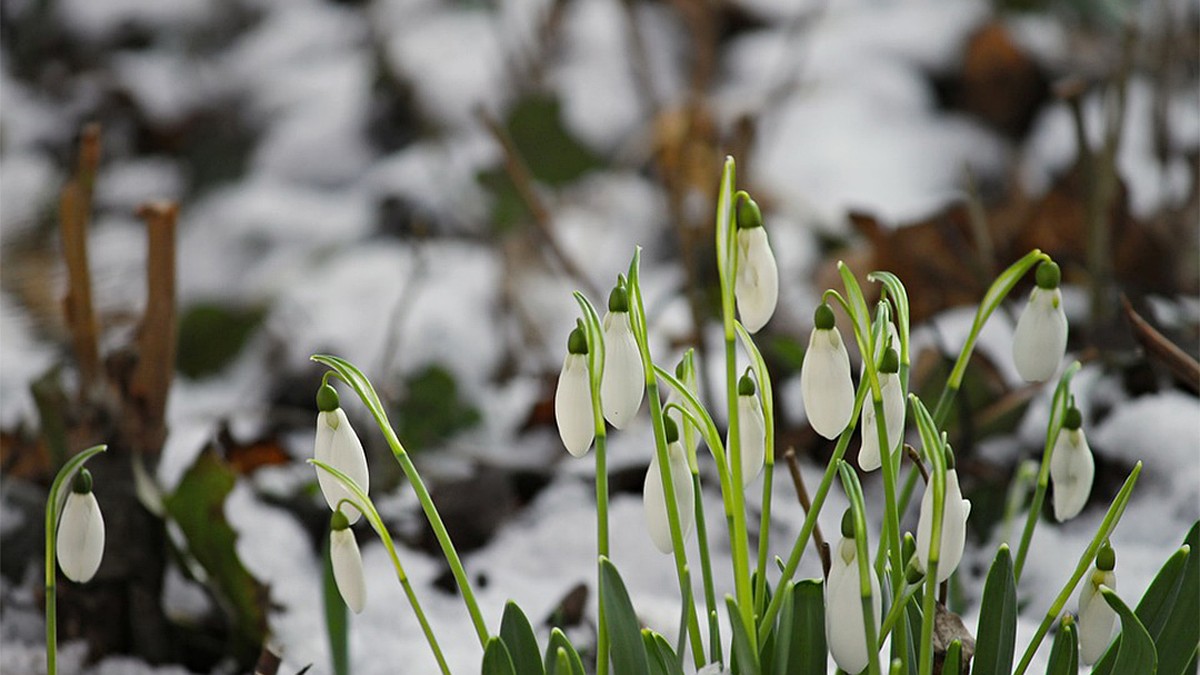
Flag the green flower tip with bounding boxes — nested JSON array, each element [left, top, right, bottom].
[[944, 445, 956, 470], [841, 508, 855, 538], [1035, 261, 1061, 290], [814, 303, 836, 330], [331, 509, 351, 531], [316, 383, 340, 413], [738, 370, 756, 397], [737, 195, 763, 230], [567, 326, 588, 355], [1096, 542, 1116, 571], [1063, 406, 1083, 431], [674, 359, 687, 380], [72, 468, 94, 494], [880, 348, 900, 374], [905, 558, 925, 585], [663, 415, 680, 444], [902, 531, 916, 562], [1060, 613, 1075, 628], [608, 284, 629, 313]]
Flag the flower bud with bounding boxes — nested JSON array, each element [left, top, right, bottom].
[[825, 535, 881, 674], [1078, 547, 1117, 665], [735, 380, 767, 486], [330, 511, 366, 614], [556, 327, 595, 457], [642, 440, 695, 554], [801, 304, 855, 439], [56, 469, 105, 583], [600, 293, 644, 429], [315, 400, 370, 524], [1012, 262, 1068, 382], [734, 198, 778, 333], [858, 366, 905, 472], [916, 464, 971, 584], [1049, 409, 1093, 522]]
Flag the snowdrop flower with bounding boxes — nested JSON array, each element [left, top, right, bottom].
[[329, 509, 366, 614], [1050, 405, 1093, 521], [1012, 261, 1068, 382], [734, 371, 766, 486], [56, 469, 105, 583], [600, 283, 644, 429], [800, 303, 855, 439], [1078, 542, 1118, 665], [916, 448, 971, 584], [733, 197, 778, 333], [315, 384, 370, 524], [858, 348, 905, 472], [825, 511, 881, 675], [643, 417, 695, 554], [555, 326, 595, 458]]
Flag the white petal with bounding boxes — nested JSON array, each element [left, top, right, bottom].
[[1012, 288, 1068, 382], [643, 442, 695, 554], [56, 491, 105, 583], [738, 394, 766, 486], [800, 328, 855, 439], [916, 470, 970, 583], [555, 354, 595, 457], [315, 409, 370, 524], [860, 374, 905, 472], [734, 228, 778, 333], [1050, 428, 1094, 521], [600, 311, 644, 429], [330, 528, 367, 614], [1079, 575, 1117, 665], [825, 537, 881, 674]]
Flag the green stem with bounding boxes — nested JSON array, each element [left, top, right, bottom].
[[878, 583, 921, 645], [910, 394, 947, 675], [691, 472, 722, 665], [840, 462, 883, 675], [754, 461, 774, 619], [724, 336, 756, 646], [873, 396, 907, 664], [595, 432, 610, 675]]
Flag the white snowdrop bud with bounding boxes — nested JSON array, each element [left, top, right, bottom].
[[600, 285, 644, 429], [734, 197, 778, 334], [800, 304, 855, 439], [1078, 543, 1117, 665], [671, 360, 700, 457], [858, 349, 905, 472], [643, 418, 695, 554], [56, 469, 105, 583], [1050, 406, 1093, 522], [556, 327, 595, 457], [916, 454, 971, 584], [1012, 262, 1068, 382], [315, 384, 370, 524], [330, 510, 366, 614], [825, 521, 881, 675], [734, 371, 766, 486]]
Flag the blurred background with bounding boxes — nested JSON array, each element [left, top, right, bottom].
[[1, 0, 1197, 673]]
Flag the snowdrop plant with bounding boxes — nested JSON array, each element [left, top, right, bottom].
[[858, 346, 904, 472], [1012, 261, 1069, 382], [600, 280, 644, 429], [643, 416, 695, 553], [1050, 402, 1094, 522], [800, 302, 855, 440], [314, 382, 370, 523], [825, 508, 882, 675], [915, 446, 970, 584], [329, 508, 366, 614], [1078, 541, 1118, 665], [732, 195, 778, 333], [554, 325, 595, 457], [733, 370, 766, 486]]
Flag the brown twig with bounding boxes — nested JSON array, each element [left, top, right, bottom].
[[783, 447, 830, 576], [60, 124, 103, 397], [1121, 294, 1200, 394], [905, 444, 930, 485], [129, 201, 179, 456], [475, 107, 602, 299]]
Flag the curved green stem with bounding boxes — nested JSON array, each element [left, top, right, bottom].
[[839, 462, 883, 675]]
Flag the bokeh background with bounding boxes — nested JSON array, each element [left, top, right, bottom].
[[1, 0, 1198, 673]]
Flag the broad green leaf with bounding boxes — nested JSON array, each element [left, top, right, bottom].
[[773, 579, 825, 675], [943, 639, 963, 675], [482, 636, 517, 675], [727, 596, 761, 675], [600, 557, 650, 675], [1155, 522, 1199, 675], [163, 448, 269, 665], [544, 629, 585, 675], [505, 93, 602, 186], [395, 364, 481, 452], [1100, 587, 1157, 674], [177, 303, 264, 378], [322, 533, 349, 675], [500, 601, 543, 675], [642, 630, 684, 675], [1046, 617, 1078, 675], [974, 545, 1017, 675]]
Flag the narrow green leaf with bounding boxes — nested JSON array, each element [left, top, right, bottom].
[[553, 648, 572, 675], [770, 581, 796, 675], [1155, 522, 1199, 675], [500, 601, 544, 675], [482, 636, 517, 675], [599, 557, 651, 675], [867, 270, 910, 365], [780, 579, 825, 675], [544, 629, 585, 675], [1101, 587, 1157, 674], [727, 596, 762, 675], [322, 533, 349, 675], [1046, 617, 1078, 675], [943, 640, 963, 675], [974, 545, 1017, 675], [642, 630, 684, 675]]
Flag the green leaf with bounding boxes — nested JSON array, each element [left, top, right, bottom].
[[177, 303, 264, 379], [727, 596, 761, 675], [505, 94, 602, 186], [773, 579, 826, 675], [600, 557, 650, 675], [943, 639, 963, 675], [974, 545, 1017, 675], [394, 364, 481, 452], [482, 636, 517, 675], [500, 601, 543, 675], [1046, 617, 1078, 675], [1155, 522, 1199, 675], [642, 630, 684, 675], [322, 533, 349, 675], [544, 629, 585, 675], [1100, 587, 1157, 674], [162, 448, 269, 665]]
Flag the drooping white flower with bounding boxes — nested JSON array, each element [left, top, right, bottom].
[[1050, 406, 1093, 522], [330, 510, 366, 614], [643, 418, 695, 554], [734, 198, 778, 334], [800, 303, 855, 439], [825, 527, 881, 675], [600, 285, 644, 429], [859, 349, 905, 472], [56, 469, 105, 583], [1078, 544, 1118, 665], [1012, 261, 1068, 382], [734, 372, 766, 486], [315, 385, 370, 524], [916, 457, 971, 584], [556, 327, 595, 458]]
